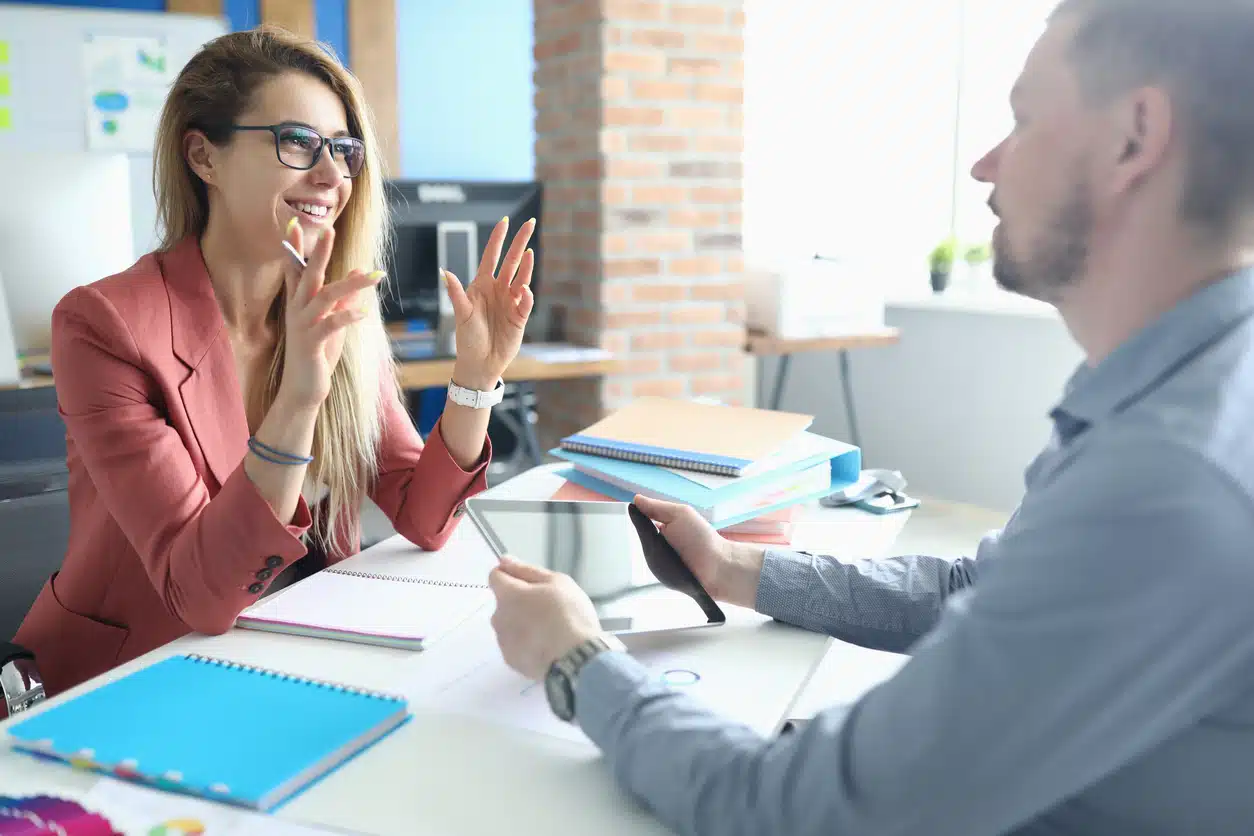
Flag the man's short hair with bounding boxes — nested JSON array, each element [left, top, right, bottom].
[[1052, 0, 1254, 233]]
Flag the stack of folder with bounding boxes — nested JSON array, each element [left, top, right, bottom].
[[550, 397, 861, 534]]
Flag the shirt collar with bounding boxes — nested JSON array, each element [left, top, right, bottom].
[[1052, 267, 1254, 434]]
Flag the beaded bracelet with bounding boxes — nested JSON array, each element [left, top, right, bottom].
[[247, 436, 314, 466]]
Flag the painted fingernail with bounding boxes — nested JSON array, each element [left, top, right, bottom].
[[286, 217, 298, 233], [367, 270, 386, 281], [500, 215, 509, 225]]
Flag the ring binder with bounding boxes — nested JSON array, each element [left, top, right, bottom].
[[183, 653, 406, 702], [326, 567, 489, 589], [5, 654, 412, 811]]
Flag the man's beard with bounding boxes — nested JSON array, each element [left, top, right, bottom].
[[993, 179, 1093, 303]]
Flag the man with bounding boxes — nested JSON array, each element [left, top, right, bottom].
[[489, 1, 1254, 833]]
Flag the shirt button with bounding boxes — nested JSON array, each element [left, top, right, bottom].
[[248, 582, 265, 594], [265, 556, 283, 569], [255, 568, 273, 581]]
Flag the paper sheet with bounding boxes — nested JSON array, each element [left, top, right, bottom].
[[82, 34, 172, 152], [407, 621, 722, 745], [2, 778, 346, 835]]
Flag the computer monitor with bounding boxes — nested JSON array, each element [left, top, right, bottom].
[[0, 151, 136, 352], [381, 180, 543, 329]]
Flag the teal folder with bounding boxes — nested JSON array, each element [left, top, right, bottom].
[[4, 654, 409, 811]]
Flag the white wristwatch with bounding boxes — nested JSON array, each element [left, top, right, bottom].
[[446, 377, 505, 409]]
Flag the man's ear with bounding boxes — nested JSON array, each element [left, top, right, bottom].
[[184, 130, 216, 186], [1108, 86, 1173, 194]]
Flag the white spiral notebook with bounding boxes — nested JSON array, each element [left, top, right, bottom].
[[235, 567, 492, 650]]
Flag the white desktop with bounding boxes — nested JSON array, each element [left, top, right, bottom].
[[0, 151, 136, 353]]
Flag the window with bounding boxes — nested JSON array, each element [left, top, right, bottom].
[[744, 0, 1055, 296]]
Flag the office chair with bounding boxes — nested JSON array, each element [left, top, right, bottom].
[[0, 487, 68, 716], [0, 387, 69, 717]]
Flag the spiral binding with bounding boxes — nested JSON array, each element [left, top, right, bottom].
[[327, 568, 489, 589], [561, 440, 741, 477], [183, 654, 406, 703]]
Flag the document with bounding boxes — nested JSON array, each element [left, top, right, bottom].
[[1, 779, 345, 836], [82, 34, 171, 152], [406, 619, 719, 746]]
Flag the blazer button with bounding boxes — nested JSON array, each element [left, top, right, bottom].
[[255, 568, 273, 581], [248, 582, 265, 594], [265, 556, 283, 569]]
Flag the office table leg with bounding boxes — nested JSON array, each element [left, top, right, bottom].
[[514, 381, 543, 466], [768, 354, 792, 411], [839, 349, 862, 450]]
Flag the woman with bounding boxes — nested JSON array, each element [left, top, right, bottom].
[[13, 26, 535, 696]]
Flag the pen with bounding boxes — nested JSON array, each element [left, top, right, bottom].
[[282, 239, 306, 268]]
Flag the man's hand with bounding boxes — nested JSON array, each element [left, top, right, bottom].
[[488, 555, 604, 680], [632, 495, 767, 609]]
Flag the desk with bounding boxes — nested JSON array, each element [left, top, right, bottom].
[[5, 347, 617, 467], [746, 327, 901, 449], [0, 464, 909, 835]]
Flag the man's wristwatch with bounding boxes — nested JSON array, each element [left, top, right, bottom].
[[544, 633, 627, 722], [446, 377, 505, 409]]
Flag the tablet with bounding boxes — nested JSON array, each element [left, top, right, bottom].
[[465, 498, 726, 635]]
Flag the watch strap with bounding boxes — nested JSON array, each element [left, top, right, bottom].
[[446, 377, 505, 409]]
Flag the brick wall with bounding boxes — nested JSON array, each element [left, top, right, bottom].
[[534, 0, 747, 449]]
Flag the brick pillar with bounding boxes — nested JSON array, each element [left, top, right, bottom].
[[534, 0, 746, 450]]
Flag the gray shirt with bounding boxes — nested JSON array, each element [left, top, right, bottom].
[[575, 267, 1254, 836]]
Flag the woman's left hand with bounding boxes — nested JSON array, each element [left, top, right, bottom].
[[445, 217, 536, 390]]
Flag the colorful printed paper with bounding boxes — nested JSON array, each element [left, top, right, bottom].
[[0, 74, 10, 98], [0, 41, 9, 66], [0, 107, 11, 132], [0, 793, 119, 835], [82, 34, 172, 153]]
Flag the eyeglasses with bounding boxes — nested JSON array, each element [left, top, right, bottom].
[[230, 123, 366, 178]]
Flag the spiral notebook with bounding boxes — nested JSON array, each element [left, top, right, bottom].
[[235, 567, 492, 650], [4, 654, 409, 811], [559, 397, 815, 477]]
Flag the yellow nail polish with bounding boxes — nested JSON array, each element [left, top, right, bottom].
[[501, 216, 509, 225], [367, 270, 386, 281], [286, 217, 298, 233]]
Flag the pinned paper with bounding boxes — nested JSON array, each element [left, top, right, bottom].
[[0, 107, 11, 132], [0, 41, 9, 66], [0, 74, 10, 98], [83, 34, 171, 152]]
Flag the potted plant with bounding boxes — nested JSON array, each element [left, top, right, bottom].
[[963, 241, 992, 287], [929, 237, 956, 293]]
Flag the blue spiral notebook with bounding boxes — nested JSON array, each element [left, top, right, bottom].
[[3, 654, 409, 811]]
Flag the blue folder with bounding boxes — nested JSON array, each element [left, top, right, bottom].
[[4, 654, 409, 811], [551, 438, 861, 529]]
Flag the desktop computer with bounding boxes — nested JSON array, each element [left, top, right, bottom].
[[380, 180, 543, 334]]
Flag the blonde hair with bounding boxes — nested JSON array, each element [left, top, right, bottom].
[[153, 25, 396, 556]]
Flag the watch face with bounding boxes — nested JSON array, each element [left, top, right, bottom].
[[544, 667, 575, 722]]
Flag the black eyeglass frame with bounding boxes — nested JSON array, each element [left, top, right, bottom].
[[230, 123, 366, 178]]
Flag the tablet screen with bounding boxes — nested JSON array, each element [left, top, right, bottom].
[[465, 498, 725, 635]]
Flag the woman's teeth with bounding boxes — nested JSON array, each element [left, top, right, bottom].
[[290, 201, 329, 219]]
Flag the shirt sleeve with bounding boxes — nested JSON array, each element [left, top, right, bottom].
[[755, 544, 983, 653], [574, 432, 1254, 836]]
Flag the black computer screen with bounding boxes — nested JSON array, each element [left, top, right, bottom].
[[380, 180, 542, 328]]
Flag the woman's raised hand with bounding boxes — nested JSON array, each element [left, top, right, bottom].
[[276, 220, 384, 412], [443, 217, 536, 390]]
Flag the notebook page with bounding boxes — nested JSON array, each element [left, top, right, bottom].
[[239, 572, 492, 643]]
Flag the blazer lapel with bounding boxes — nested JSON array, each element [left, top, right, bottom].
[[159, 237, 250, 489]]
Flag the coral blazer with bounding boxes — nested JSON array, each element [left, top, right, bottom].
[[14, 236, 490, 697]]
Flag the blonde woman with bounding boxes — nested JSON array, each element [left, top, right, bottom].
[[14, 26, 535, 696]]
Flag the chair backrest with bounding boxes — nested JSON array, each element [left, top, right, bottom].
[[0, 488, 69, 642], [0, 386, 64, 467]]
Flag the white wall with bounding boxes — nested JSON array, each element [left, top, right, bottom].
[[759, 301, 1083, 512]]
